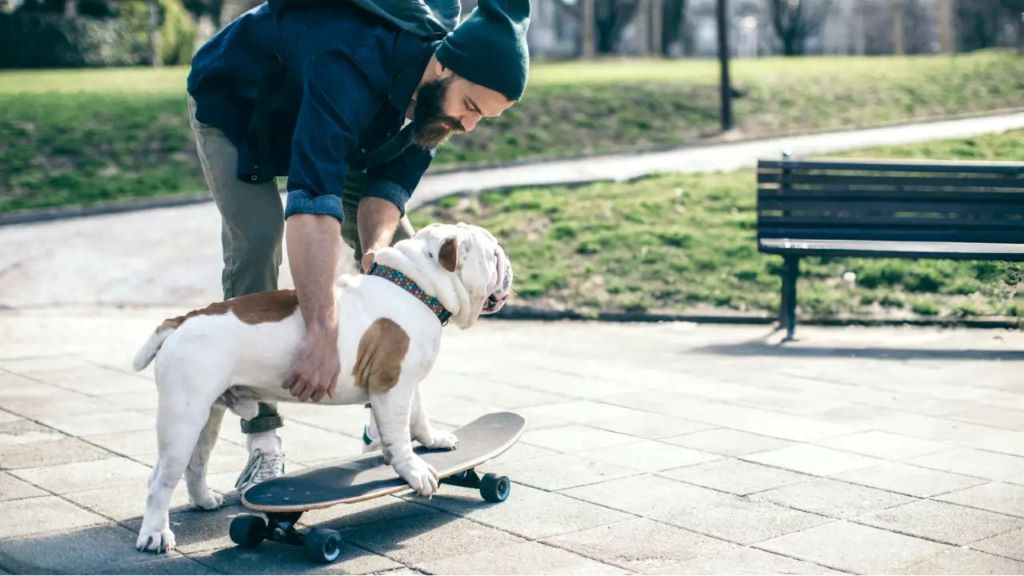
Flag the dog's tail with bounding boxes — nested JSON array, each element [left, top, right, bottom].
[[132, 326, 175, 372]]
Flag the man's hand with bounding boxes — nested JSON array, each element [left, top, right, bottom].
[[284, 213, 342, 403], [283, 328, 340, 402], [361, 250, 376, 273]]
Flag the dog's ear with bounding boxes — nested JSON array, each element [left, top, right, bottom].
[[438, 237, 459, 272]]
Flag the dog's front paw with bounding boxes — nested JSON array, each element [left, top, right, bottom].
[[190, 489, 223, 511], [394, 456, 439, 497], [425, 432, 459, 450], [136, 528, 176, 553]]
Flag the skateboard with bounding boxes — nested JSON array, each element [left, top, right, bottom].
[[230, 411, 526, 563]]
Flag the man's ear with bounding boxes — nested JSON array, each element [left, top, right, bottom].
[[438, 237, 459, 272]]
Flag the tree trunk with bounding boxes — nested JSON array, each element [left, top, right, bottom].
[[650, 0, 663, 56], [892, 0, 904, 54], [580, 0, 595, 57], [63, 0, 77, 17], [149, 0, 162, 67], [938, 0, 954, 52], [717, 0, 732, 131]]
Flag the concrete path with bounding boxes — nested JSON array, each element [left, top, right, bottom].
[[2, 112, 1023, 309], [0, 310, 1023, 574]]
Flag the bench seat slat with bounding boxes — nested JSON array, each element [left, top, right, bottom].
[[758, 216, 1024, 230], [758, 238, 1024, 260], [757, 173, 1024, 189], [758, 226, 1024, 244], [758, 199, 1024, 216], [758, 187, 1023, 202], [758, 159, 1024, 174]]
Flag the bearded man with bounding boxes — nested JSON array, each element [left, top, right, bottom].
[[185, 0, 530, 492]]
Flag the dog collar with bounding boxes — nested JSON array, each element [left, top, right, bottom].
[[368, 263, 452, 326]]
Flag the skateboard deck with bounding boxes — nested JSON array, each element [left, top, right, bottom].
[[241, 411, 526, 512]]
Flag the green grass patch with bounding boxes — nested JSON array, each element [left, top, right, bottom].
[[2, 51, 1024, 213], [411, 129, 1024, 320]]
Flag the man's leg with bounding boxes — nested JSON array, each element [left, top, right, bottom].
[[188, 98, 286, 490], [340, 171, 415, 451]]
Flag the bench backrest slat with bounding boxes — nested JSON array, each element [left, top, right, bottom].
[[757, 158, 1024, 248]]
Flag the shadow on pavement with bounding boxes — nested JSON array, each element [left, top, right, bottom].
[[697, 340, 1024, 361], [0, 497, 454, 574]]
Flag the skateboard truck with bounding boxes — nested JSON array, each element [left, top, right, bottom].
[[229, 512, 343, 563], [441, 468, 512, 503]]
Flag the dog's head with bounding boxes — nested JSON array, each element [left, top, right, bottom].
[[417, 223, 513, 328]]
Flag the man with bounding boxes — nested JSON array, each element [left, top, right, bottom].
[[186, 0, 530, 492]]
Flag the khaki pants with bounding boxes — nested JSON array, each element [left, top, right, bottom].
[[188, 97, 414, 435], [187, 97, 415, 300]]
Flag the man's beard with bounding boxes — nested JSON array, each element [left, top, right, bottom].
[[411, 77, 464, 149]]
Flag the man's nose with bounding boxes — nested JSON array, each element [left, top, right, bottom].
[[460, 114, 481, 132]]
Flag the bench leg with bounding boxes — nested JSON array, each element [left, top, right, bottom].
[[779, 255, 799, 340]]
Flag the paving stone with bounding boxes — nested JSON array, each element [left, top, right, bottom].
[[0, 437, 113, 470], [521, 425, 639, 453], [12, 457, 152, 495], [124, 504, 250, 555], [111, 556, 220, 575], [103, 390, 159, 412], [662, 428, 793, 456], [937, 482, 1024, 517], [0, 471, 46, 501], [25, 365, 152, 396], [340, 511, 526, 565], [542, 518, 739, 573], [0, 389, 111, 419], [490, 441, 561, 465], [34, 410, 155, 436], [895, 548, 1024, 575], [562, 474, 737, 517], [910, 447, 1024, 480], [67, 482, 193, 523], [576, 440, 720, 473], [590, 413, 714, 440], [858, 499, 1024, 545], [752, 478, 915, 519], [411, 483, 632, 540], [820, 431, 950, 460], [416, 541, 627, 575], [0, 496, 106, 538], [425, 372, 573, 410], [836, 462, 989, 497], [758, 520, 953, 573], [0, 410, 19, 424], [946, 404, 1024, 431], [0, 419, 64, 446], [0, 524, 195, 574], [664, 546, 842, 574], [192, 539, 402, 574], [661, 497, 831, 545], [486, 453, 637, 491], [661, 458, 809, 496], [277, 421, 367, 465], [744, 444, 885, 476], [0, 356, 92, 374], [971, 527, 1024, 561]]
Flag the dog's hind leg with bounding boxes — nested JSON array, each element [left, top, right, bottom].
[[137, 371, 223, 553], [185, 403, 226, 511]]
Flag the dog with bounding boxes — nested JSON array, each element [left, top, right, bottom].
[[131, 223, 513, 553]]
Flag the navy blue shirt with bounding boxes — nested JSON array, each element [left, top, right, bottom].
[[187, 1, 438, 221]]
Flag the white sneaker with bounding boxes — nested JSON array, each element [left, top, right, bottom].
[[234, 448, 285, 493]]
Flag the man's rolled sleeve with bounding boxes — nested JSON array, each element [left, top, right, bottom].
[[286, 50, 378, 222], [365, 144, 434, 216], [284, 189, 343, 220]]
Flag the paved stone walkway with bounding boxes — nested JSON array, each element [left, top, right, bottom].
[[1, 309, 1022, 574]]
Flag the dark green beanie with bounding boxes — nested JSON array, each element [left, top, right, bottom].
[[435, 0, 531, 101]]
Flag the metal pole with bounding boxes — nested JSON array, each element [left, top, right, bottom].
[[716, 0, 733, 131]]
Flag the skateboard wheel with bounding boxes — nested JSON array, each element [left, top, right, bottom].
[[229, 514, 266, 548], [305, 528, 343, 563], [480, 473, 511, 503]]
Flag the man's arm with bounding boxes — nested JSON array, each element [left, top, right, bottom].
[[360, 144, 435, 270], [282, 214, 341, 402], [282, 50, 379, 402]]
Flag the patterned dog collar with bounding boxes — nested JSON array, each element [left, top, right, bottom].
[[367, 263, 452, 325]]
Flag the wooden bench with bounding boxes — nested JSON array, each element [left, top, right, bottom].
[[756, 156, 1024, 339]]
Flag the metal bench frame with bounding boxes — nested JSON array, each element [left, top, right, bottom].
[[756, 156, 1024, 339]]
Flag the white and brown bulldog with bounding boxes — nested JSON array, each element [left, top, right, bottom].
[[131, 223, 513, 553]]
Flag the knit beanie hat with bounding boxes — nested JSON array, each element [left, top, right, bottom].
[[435, 0, 531, 100]]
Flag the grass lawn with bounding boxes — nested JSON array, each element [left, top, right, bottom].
[[411, 130, 1024, 321], [2, 51, 1023, 213]]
